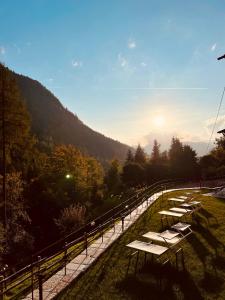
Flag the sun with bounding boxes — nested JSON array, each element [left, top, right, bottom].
[[152, 115, 165, 127]]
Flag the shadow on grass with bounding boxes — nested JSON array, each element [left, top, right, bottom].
[[199, 208, 218, 225], [212, 255, 225, 271], [193, 223, 224, 251], [187, 234, 210, 265], [200, 271, 224, 293], [117, 275, 176, 300], [118, 262, 204, 300]]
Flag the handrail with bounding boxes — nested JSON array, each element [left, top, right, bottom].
[[0, 178, 202, 298]]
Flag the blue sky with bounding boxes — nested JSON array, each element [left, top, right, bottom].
[[1, 0, 225, 154]]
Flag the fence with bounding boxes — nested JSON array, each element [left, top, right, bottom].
[[0, 177, 221, 299]]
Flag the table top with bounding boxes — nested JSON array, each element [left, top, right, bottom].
[[172, 222, 191, 231], [143, 231, 180, 244], [180, 203, 192, 208], [158, 210, 184, 217], [189, 201, 201, 205], [159, 230, 180, 240], [170, 207, 192, 213], [168, 198, 185, 202], [126, 240, 168, 255]]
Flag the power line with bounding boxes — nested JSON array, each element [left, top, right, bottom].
[[205, 86, 225, 154]]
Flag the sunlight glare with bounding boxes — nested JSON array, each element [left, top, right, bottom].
[[152, 115, 165, 127]]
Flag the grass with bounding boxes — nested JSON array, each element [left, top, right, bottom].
[[56, 189, 225, 300]]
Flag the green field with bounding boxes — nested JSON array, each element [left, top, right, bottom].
[[57, 190, 225, 300]]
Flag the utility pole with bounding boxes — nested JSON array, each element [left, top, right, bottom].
[[1, 65, 7, 230]]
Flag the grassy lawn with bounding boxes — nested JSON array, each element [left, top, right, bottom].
[[57, 189, 225, 300]]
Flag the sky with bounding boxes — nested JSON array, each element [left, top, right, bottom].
[[1, 0, 225, 155]]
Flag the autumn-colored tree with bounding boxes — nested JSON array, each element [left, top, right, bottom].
[[55, 204, 86, 235], [0, 64, 36, 176], [0, 173, 33, 265]]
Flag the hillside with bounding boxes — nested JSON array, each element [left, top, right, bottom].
[[12, 70, 130, 161]]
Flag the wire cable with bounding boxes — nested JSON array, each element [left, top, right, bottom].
[[205, 86, 225, 154]]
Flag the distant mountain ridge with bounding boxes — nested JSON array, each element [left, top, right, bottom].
[[12, 70, 130, 161]]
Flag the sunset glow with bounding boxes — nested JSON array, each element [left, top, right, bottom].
[[152, 115, 165, 127]]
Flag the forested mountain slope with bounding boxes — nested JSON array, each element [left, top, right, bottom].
[[13, 71, 130, 161]]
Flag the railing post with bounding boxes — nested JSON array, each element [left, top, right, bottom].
[[64, 242, 68, 275], [101, 225, 104, 242], [31, 255, 34, 300], [84, 232, 88, 256], [121, 215, 124, 232], [38, 272, 43, 300], [0, 275, 4, 300]]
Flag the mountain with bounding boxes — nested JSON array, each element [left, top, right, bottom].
[[11, 70, 130, 161]]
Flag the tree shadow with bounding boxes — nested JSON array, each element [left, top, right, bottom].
[[187, 234, 210, 265], [200, 271, 224, 293], [118, 274, 176, 300], [119, 261, 204, 300], [199, 208, 218, 226], [212, 255, 225, 271], [192, 223, 225, 255]]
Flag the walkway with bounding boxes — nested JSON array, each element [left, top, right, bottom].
[[23, 188, 199, 300]]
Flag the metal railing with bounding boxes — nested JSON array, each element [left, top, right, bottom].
[[0, 177, 210, 299]]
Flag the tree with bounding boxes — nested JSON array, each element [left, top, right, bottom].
[[151, 140, 161, 164], [0, 64, 35, 176], [182, 145, 199, 179], [105, 160, 121, 193], [55, 204, 86, 235], [125, 149, 134, 164], [122, 162, 145, 187], [168, 137, 184, 177], [134, 144, 146, 164], [0, 173, 33, 265]]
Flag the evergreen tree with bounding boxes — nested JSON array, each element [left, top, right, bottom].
[[168, 137, 184, 177], [125, 149, 134, 163], [105, 160, 121, 193], [151, 140, 161, 164], [182, 145, 199, 179], [134, 144, 146, 164], [122, 162, 145, 187]]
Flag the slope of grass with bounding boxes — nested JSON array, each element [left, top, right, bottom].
[[57, 189, 225, 300]]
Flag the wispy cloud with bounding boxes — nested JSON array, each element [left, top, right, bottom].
[[128, 39, 136, 49], [13, 44, 21, 54], [211, 43, 217, 52], [110, 87, 208, 90], [0, 46, 5, 55], [140, 62, 147, 67], [72, 60, 83, 68], [205, 114, 225, 132], [118, 53, 127, 68]]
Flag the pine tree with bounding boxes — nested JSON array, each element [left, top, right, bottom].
[[151, 140, 161, 164], [134, 144, 146, 164], [125, 149, 134, 163], [105, 160, 121, 193], [168, 137, 183, 177]]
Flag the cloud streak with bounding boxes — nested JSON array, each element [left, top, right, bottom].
[[128, 39, 136, 49], [211, 43, 217, 51], [0, 46, 5, 55], [72, 60, 83, 68], [118, 53, 128, 68]]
